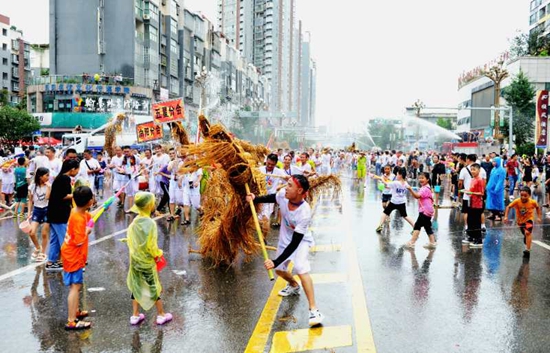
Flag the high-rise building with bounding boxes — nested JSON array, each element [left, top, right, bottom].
[[300, 32, 316, 127], [529, 0, 550, 34], [49, 0, 182, 96], [218, 0, 309, 123], [0, 14, 30, 105]]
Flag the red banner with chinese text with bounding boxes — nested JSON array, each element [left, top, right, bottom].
[[136, 122, 164, 143], [152, 98, 185, 124], [536, 90, 549, 148]]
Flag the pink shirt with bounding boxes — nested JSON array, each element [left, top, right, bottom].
[[418, 185, 434, 217]]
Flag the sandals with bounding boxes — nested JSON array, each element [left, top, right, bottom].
[[65, 320, 91, 330], [76, 310, 89, 319], [130, 313, 145, 325], [31, 248, 41, 260], [35, 253, 47, 262], [404, 241, 416, 249], [156, 313, 173, 325]]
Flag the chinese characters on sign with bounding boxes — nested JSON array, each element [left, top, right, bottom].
[[136, 122, 164, 143], [536, 90, 549, 149], [152, 98, 185, 124], [81, 97, 150, 114]]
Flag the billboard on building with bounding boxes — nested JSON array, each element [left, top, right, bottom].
[[536, 90, 549, 148], [471, 86, 494, 129]]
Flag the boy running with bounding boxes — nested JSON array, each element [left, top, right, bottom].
[[504, 187, 542, 258], [374, 167, 415, 232], [246, 174, 323, 327]]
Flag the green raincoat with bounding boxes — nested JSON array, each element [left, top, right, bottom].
[[124, 215, 163, 310]]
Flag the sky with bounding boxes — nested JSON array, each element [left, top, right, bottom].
[[1, 0, 532, 132]]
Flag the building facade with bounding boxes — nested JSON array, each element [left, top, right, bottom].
[[217, 0, 315, 126], [0, 14, 30, 105], [457, 57, 550, 140], [529, 0, 550, 35], [28, 2, 269, 136]]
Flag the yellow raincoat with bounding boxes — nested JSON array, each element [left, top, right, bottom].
[[123, 192, 163, 310]]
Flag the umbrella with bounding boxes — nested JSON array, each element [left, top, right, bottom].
[[36, 137, 61, 146]]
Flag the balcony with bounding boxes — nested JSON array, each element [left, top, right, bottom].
[[135, 6, 143, 21], [1, 79, 8, 89], [11, 68, 19, 78], [161, 56, 167, 66]]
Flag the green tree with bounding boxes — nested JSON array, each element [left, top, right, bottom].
[[368, 119, 398, 149], [0, 106, 40, 146], [0, 89, 9, 107], [436, 117, 452, 130], [502, 70, 536, 148]]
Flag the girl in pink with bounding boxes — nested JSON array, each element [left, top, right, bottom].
[[405, 172, 437, 249]]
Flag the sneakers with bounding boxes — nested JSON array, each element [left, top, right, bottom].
[[45, 262, 63, 272], [523, 250, 531, 258], [423, 242, 437, 249], [375, 225, 383, 233], [130, 313, 145, 325], [156, 313, 173, 325], [469, 242, 483, 248], [461, 238, 470, 244], [278, 283, 301, 297], [308, 309, 324, 327], [481, 227, 487, 233]]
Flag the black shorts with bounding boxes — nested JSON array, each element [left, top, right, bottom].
[[413, 213, 433, 235], [519, 220, 534, 237], [461, 200, 470, 214], [16, 184, 28, 200], [384, 202, 407, 217], [382, 194, 392, 203], [546, 183, 550, 195]]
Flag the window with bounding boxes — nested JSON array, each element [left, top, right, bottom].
[[2, 58, 6, 65], [171, 20, 178, 36], [2, 72, 7, 79], [531, 13, 538, 25], [149, 26, 158, 43], [2, 43, 6, 50], [2, 29, 6, 36]]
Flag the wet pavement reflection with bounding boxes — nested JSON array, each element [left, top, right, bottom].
[[1, 178, 550, 352]]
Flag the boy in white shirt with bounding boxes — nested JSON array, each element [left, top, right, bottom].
[[247, 174, 323, 327]]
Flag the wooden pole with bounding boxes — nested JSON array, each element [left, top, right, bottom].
[[245, 183, 275, 281]]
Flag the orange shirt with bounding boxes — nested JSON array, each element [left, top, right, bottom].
[[61, 209, 91, 273], [509, 198, 539, 225]]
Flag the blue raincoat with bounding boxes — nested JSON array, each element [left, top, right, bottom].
[[486, 157, 505, 212]]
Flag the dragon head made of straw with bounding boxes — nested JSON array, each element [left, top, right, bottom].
[[103, 113, 127, 157]]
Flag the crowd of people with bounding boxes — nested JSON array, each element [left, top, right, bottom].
[[1, 142, 546, 331]]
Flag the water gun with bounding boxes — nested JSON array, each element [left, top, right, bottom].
[[87, 187, 126, 228], [1, 153, 25, 168], [459, 189, 473, 195]]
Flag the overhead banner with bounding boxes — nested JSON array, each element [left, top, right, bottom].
[[152, 98, 185, 124], [536, 90, 549, 148], [136, 121, 164, 143]]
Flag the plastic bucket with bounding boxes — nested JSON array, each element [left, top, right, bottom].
[[377, 182, 385, 192], [434, 185, 441, 193], [156, 255, 167, 272], [19, 218, 32, 234]]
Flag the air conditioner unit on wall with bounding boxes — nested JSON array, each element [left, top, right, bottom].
[[143, 14, 150, 20]]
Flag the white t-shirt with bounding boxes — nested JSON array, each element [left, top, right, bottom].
[[111, 155, 126, 181], [459, 164, 486, 200], [388, 180, 409, 204], [79, 158, 100, 184], [183, 168, 203, 194], [381, 173, 395, 195], [43, 158, 62, 182], [260, 166, 286, 194], [29, 183, 49, 208], [276, 188, 313, 247], [152, 153, 170, 181]]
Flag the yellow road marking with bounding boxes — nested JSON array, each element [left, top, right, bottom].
[[244, 264, 293, 353], [310, 244, 342, 252], [347, 237, 377, 352], [269, 325, 353, 353], [296, 272, 348, 285]]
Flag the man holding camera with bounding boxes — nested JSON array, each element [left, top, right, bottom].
[[79, 149, 101, 193]]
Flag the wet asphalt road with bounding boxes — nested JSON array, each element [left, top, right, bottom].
[[1, 176, 550, 352]]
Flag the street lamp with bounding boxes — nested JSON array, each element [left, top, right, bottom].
[[411, 99, 425, 148], [195, 66, 211, 115], [484, 62, 509, 140]]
